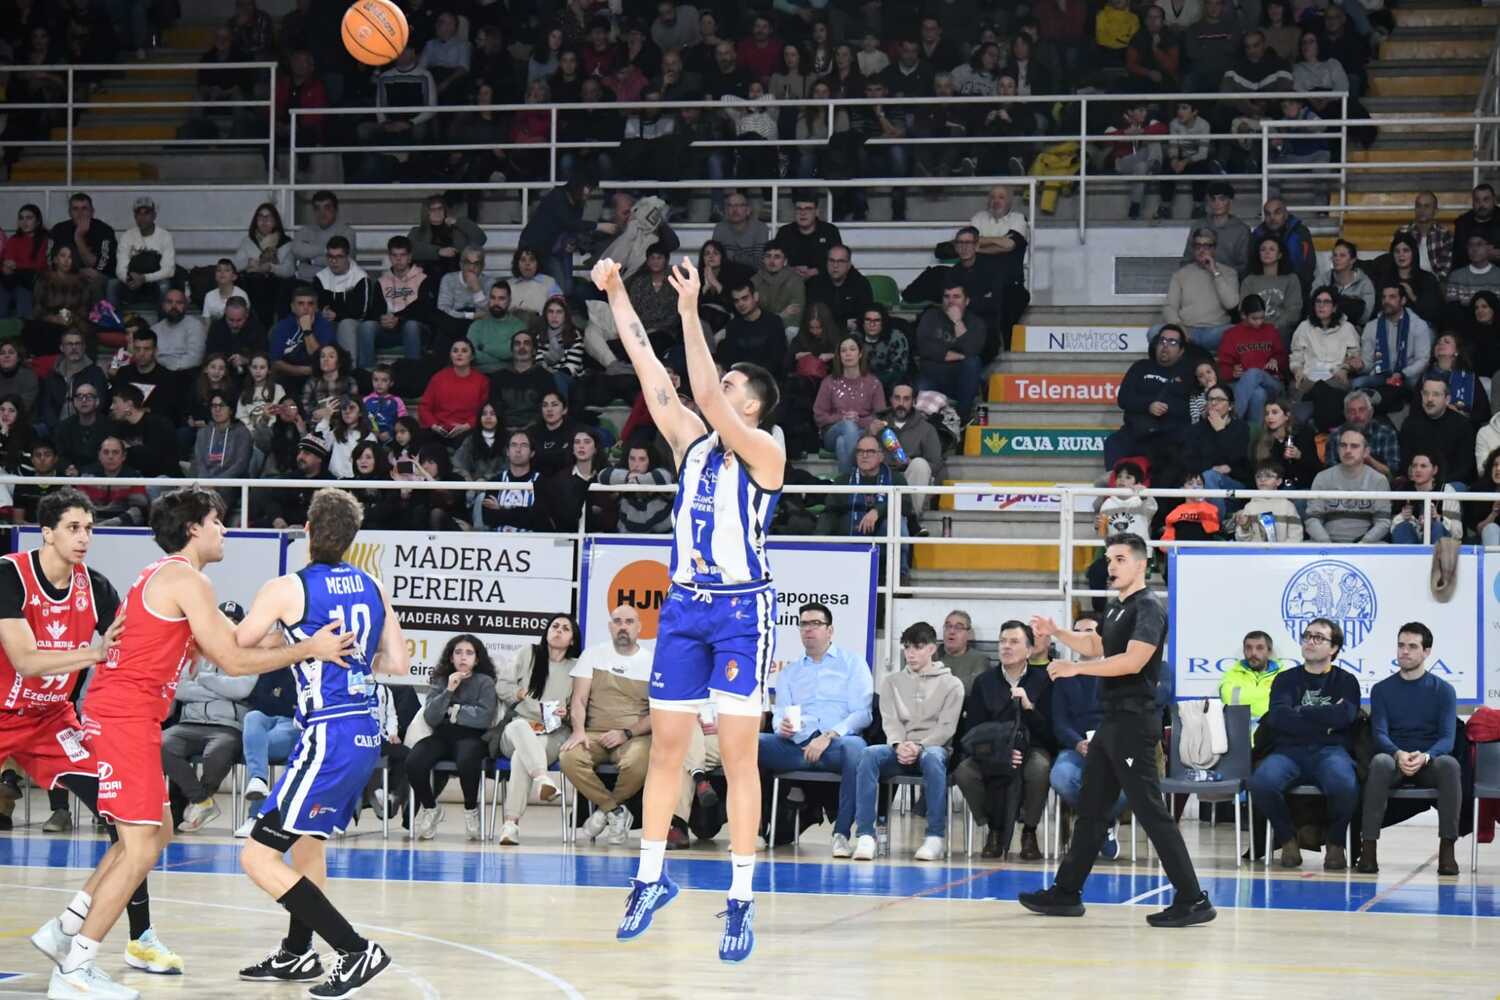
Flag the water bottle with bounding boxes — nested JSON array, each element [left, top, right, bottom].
[[878, 427, 908, 464], [1258, 511, 1278, 542], [876, 822, 890, 857]]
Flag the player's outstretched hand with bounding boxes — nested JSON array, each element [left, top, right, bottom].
[[307, 620, 359, 668], [591, 258, 624, 295], [667, 257, 701, 313], [96, 611, 127, 658], [1030, 615, 1059, 639]]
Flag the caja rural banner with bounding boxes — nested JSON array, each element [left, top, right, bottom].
[[580, 538, 878, 669], [15, 527, 284, 614], [286, 531, 576, 686], [1169, 546, 1485, 703]]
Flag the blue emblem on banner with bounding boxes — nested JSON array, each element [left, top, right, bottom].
[[1281, 559, 1378, 648]]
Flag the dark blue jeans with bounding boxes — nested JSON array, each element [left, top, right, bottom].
[[855, 744, 949, 838], [1248, 744, 1358, 844], [758, 732, 866, 838]]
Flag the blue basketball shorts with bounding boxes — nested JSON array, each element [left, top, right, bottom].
[[264, 713, 382, 839], [650, 582, 776, 717]]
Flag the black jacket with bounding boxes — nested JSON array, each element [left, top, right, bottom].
[[1399, 407, 1477, 487], [957, 664, 1055, 753], [113, 412, 179, 478]]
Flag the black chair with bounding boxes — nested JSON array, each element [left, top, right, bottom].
[[1472, 741, 1500, 873], [1163, 703, 1252, 865]]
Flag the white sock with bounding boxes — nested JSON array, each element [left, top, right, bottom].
[[62, 934, 99, 974], [636, 839, 666, 883], [729, 854, 755, 902], [58, 891, 91, 936]]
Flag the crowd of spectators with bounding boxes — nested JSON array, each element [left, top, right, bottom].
[[0, 181, 1033, 537], [0, 0, 1384, 212], [1106, 184, 1500, 550]]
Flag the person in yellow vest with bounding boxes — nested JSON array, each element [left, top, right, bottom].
[[1217, 630, 1282, 726]]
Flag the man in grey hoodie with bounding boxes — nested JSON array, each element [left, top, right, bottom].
[[292, 191, 355, 283], [851, 621, 965, 862], [1306, 427, 1392, 542], [161, 601, 257, 833]]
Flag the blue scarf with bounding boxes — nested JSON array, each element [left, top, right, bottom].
[[1374, 310, 1411, 374], [1427, 366, 1477, 412], [847, 464, 892, 534]]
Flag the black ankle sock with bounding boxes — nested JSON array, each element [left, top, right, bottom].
[[276, 878, 365, 954], [283, 915, 314, 955], [126, 883, 151, 940]]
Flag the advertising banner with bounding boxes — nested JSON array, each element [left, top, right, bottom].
[[1170, 546, 1485, 703], [966, 427, 1107, 458], [580, 538, 878, 669], [988, 374, 1119, 405], [1010, 325, 1150, 353], [946, 482, 1096, 513], [15, 526, 284, 614], [1485, 553, 1500, 707], [286, 531, 576, 685]]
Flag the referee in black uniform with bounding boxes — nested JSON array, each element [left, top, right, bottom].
[[1018, 533, 1215, 927]]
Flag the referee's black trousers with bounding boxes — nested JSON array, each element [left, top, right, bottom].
[[1054, 709, 1202, 898]]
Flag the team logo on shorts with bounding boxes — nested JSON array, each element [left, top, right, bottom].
[[724, 660, 739, 682]]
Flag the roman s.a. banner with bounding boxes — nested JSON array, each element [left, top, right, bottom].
[[580, 538, 878, 668], [286, 531, 575, 685], [1169, 545, 1485, 703]]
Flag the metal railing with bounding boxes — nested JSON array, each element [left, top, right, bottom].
[[0, 61, 278, 186], [6, 474, 1495, 669]]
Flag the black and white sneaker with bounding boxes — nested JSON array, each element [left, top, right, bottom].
[[308, 942, 391, 999], [240, 947, 324, 982]]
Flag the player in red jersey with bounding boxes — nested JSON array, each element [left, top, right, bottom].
[[48, 488, 354, 1000], [1, 488, 178, 978]]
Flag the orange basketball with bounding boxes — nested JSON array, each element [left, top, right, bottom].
[[341, 0, 409, 66]]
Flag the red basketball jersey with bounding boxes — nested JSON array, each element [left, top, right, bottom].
[[83, 555, 197, 723], [0, 551, 100, 715]]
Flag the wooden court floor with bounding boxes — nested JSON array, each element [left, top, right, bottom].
[[3, 798, 1499, 1000]]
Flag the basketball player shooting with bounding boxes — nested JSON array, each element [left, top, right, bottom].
[[592, 256, 783, 963]]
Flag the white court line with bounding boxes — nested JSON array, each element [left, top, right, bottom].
[[1120, 882, 1172, 906], [0, 882, 585, 1000], [391, 963, 442, 1000]]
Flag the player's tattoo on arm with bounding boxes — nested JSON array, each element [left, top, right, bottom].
[[654, 387, 671, 407], [630, 322, 649, 348]]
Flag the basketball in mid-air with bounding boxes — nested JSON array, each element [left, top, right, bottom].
[[341, 0, 409, 66]]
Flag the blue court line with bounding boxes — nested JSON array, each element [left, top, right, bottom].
[[5, 836, 1498, 920]]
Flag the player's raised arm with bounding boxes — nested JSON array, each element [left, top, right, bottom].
[[370, 578, 411, 678], [592, 257, 705, 457], [167, 565, 354, 676], [669, 258, 784, 487]]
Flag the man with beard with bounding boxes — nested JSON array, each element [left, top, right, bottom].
[[489, 331, 557, 432], [37, 330, 110, 434], [468, 283, 528, 373], [150, 287, 207, 378], [1106, 326, 1193, 477], [867, 383, 944, 519], [206, 297, 266, 376]]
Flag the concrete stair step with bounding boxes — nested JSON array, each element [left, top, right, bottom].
[[163, 24, 218, 51], [1363, 95, 1479, 117], [1368, 58, 1486, 76], [1017, 305, 1162, 327], [1367, 74, 1482, 98], [986, 372, 1119, 406], [1379, 36, 1494, 59], [1367, 129, 1477, 150], [90, 86, 198, 104], [911, 538, 1090, 573], [49, 122, 182, 141], [10, 158, 161, 182], [998, 353, 1135, 375], [907, 568, 1063, 591], [1394, 6, 1500, 26], [1348, 170, 1475, 192], [1344, 189, 1470, 205], [1350, 146, 1476, 162]]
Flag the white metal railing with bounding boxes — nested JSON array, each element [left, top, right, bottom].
[[288, 91, 1344, 241], [1, 62, 278, 186], [6, 475, 1495, 669]]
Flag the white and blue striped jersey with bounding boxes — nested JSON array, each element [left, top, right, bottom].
[[279, 562, 385, 726], [670, 432, 780, 589]]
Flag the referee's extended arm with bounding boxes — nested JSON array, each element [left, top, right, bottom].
[[1048, 640, 1156, 681], [1030, 616, 1103, 660]]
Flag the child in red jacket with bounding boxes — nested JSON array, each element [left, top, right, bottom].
[[1216, 294, 1288, 423]]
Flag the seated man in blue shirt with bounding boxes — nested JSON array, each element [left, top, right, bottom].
[[1048, 617, 1128, 861], [1247, 616, 1361, 871], [758, 601, 874, 859], [1359, 621, 1461, 876], [268, 284, 335, 388]]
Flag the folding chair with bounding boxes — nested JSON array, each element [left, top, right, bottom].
[[1472, 742, 1500, 873], [408, 759, 490, 841], [1264, 785, 1353, 867], [487, 756, 572, 844], [767, 770, 843, 849], [883, 774, 965, 859], [1161, 704, 1252, 865]]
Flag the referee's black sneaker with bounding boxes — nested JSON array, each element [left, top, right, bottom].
[[1146, 891, 1217, 928], [1017, 886, 1085, 917]]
